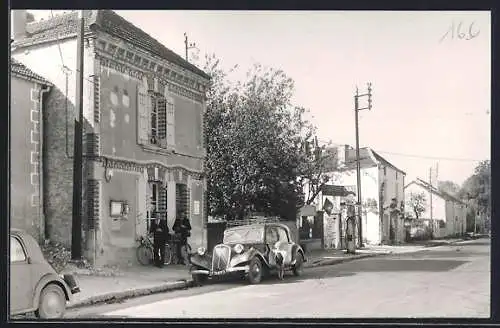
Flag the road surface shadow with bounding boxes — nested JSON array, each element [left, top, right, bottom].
[[331, 258, 469, 272]]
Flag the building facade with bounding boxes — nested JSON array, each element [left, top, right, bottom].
[[11, 10, 211, 266], [327, 146, 406, 245], [10, 59, 52, 242], [303, 144, 406, 247], [404, 179, 466, 238]]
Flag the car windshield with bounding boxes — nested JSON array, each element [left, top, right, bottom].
[[223, 227, 264, 244]]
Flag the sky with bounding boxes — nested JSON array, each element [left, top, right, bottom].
[[24, 10, 491, 186]]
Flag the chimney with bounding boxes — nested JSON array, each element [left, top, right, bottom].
[[12, 10, 27, 40]]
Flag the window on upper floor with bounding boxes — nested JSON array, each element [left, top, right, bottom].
[[396, 171, 398, 180], [137, 83, 175, 149], [383, 166, 387, 176]]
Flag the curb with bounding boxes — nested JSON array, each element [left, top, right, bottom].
[[67, 279, 194, 309]]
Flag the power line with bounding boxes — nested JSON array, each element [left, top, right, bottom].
[[369, 150, 486, 163], [316, 139, 486, 162]]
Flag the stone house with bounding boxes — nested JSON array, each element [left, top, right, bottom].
[[11, 10, 211, 266], [10, 59, 53, 242], [404, 179, 466, 238]]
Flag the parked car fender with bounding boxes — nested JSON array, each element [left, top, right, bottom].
[[291, 244, 306, 263], [190, 253, 211, 270], [33, 273, 71, 307], [252, 251, 270, 268]]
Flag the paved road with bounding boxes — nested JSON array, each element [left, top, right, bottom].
[[67, 239, 490, 319]]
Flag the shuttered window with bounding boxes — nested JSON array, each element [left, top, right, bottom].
[[157, 97, 167, 140], [150, 91, 158, 141], [176, 183, 189, 218], [158, 186, 168, 221], [138, 82, 175, 149]]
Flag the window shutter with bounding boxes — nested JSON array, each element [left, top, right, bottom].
[[158, 186, 168, 221], [157, 97, 167, 140], [166, 95, 175, 147], [137, 83, 150, 145]]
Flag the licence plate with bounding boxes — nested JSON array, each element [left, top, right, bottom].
[[212, 270, 226, 276]]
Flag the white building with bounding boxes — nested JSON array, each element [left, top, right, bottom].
[[305, 145, 406, 246], [404, 179, 467, 238]]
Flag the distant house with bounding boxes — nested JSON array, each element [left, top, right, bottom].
[[11, 10, 211, 267], [10, 59, 52, 242], [404, 179, 466, 238], [329, 145, 406, 245], [304, 144, 407, 247]]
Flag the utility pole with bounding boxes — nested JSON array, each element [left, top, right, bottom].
[[71, 10, 84, 260], [429, 167, 434, 238], [354, 82, 373, 248], [184, 32, 197, 62]]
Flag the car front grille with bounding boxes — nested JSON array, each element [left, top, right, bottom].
[[212, 245, 231, 271]]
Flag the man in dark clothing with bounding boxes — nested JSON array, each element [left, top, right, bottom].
[[150, 215, 168, 268], [172, 214, 192, 265]]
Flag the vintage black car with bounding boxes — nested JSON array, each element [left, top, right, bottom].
[[189, 223, 306, 285]]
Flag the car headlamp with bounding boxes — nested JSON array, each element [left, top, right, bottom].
[[197, 247, 206, 256], [233, 244, 244, 254]]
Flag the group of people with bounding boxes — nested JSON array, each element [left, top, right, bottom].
[[149, 213, 192, 268]]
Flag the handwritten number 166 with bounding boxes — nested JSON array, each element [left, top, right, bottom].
[[440, 21, 480, 42]]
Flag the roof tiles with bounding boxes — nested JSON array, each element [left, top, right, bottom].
[[14, 10, 210, 80]]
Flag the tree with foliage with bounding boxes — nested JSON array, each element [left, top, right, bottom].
[[438, 180, 460, 196], [458, 160, 491, 231], [405, 192, 427, 219], [202, 54, 332, 221]]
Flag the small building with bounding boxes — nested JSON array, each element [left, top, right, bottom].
[[10, 59, 53, 243], [11, 10, 211, 266], [404, 179, 466, 238], [325, 145, 407, 245]]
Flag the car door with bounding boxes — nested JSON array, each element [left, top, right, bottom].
[[265, 226, 279, 267], [10, 235, 33, 314], [275, 227, 294, 266]]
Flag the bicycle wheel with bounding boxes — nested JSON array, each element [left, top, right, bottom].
[[137, 244, 153, 266], [164, 244, 173, 265], [181, 244, 192, 265]]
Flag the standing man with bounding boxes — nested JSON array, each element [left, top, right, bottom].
[[173, 213, 192, 265], [150, 212, 168, 268]]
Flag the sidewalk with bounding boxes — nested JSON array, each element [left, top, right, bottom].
[[64, 264, 192, 309], [305, 237, 467, 267], [65, 238, 466, 309]]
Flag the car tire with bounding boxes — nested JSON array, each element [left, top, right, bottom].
[[247, 257, 263, 284], [35, 284, 66, 319], [293, 252, 304, 277], [190, 265, 207, 286], [192, 273, 207, 286]]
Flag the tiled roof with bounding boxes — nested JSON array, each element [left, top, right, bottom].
[[406, 179, 465, 205], [370, 149, 406, 175], [10, 58, 52, 85], [13, 10, 210, 80], [321, 185, 355, 197]]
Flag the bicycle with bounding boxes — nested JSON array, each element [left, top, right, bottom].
[[165, 234, 192, 266], [136, 234, 154, 265], [137, 233, 176, 266]]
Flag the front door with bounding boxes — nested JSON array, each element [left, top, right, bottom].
[[10, 236, 33, 315]]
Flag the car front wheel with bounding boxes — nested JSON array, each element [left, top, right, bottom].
[[247, 257, 263, 284], [35, 284, 66, 319]]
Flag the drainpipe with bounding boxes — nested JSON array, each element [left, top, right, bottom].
[[39, 85, 51, 244]]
